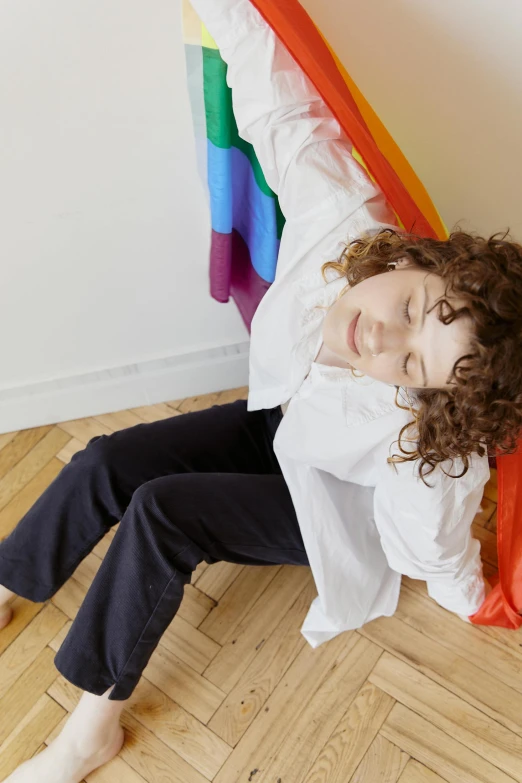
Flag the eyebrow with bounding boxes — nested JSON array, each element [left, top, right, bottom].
[[419, 279, 429, 387]]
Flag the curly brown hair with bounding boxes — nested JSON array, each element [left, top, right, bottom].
[[321, 226, 522, 485]]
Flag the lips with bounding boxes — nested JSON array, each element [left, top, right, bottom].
[[347, 311, 360, 355]]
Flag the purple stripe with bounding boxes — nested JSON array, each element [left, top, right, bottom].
[[210, 229, 271, 332], [207, 141, 280, 283]]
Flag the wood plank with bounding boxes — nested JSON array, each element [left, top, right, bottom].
[[482, 561, 499, 581], [200, 561, 280, 645], [202, 565, 310, 691], [51, 576, 87, 620], [130, 403, 182, 422], [0, 602, 67, 699], [483, 469, 498, 503], [193, 559, 244, 602], [370, 652, 522, 781], [0, 646, 60, 745], [395, 583, 522, 693], [176, 582, 220, 628], [486, 509, 498, 533], [93, 410, 146, 432], [48, 619, 73, 653], [0, 597, 44, 656], [86, 755, 147, 783], [127, 677, 231, 780], [57, 418, 113, 445], [0, 427, 70, 512], [359, 616, 522, 736], [190, 559, 210, 584], [141, 644, 226, 725], [0, 431, 18, 453], [120, 712, 209, 783], [351, 734, 409, 783], [213, 635, 382, 783], [208, 578, 316, 746], [56, 437, 87, 464], [382, 703, 515, 783], [472, 523, 498, 568], [47, 675, 209, 783], [0, 694, 64, 779], [167, 393, 221, 413], [475, 618, 522, 657], [401, 577, 522, 658], [0, 426, 53, 481], [474, 496, 497, 527], [398, 759, 450, 783], [215, 387, 249, 405], [167, 387, 248, 412], [158, 612, 221, 676], [263, 681, 394, 783], [0, 457, 64, 540]]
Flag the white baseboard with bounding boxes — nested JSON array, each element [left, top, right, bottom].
[[0, 341, 250, 434]]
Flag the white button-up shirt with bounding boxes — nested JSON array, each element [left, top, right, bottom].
[[190, 0, 490, 646]]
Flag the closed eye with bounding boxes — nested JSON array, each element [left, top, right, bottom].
[[402, 297, 411, 375]]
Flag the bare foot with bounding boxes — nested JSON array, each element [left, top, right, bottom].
[[0, 604, 13, 631], [3, 724, 124, 783]]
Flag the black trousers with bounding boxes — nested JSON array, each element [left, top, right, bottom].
[[0, 401, 309, 700]]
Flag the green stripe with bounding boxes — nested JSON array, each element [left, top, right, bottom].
[[202, 46, 285, 238]]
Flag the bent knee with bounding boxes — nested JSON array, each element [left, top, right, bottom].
[[70, 431, 124, 472], [129, 474, 202, 516]]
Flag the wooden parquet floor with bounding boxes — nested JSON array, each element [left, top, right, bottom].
[[0, 386, 521, 782]]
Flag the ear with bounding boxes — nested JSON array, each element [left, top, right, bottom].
[[395, 256, 411, 269]]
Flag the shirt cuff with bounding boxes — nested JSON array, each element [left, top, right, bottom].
[[427, 570, 486, 617]]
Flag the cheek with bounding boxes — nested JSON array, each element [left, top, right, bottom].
[[360, 357, 398, 385]]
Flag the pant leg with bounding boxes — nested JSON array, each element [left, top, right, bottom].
[[0, 400, 283, 601], [54, 468, 307, 700]]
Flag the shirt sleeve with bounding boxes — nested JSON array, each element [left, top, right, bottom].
[[188, 0, 390, 233], [372, 451, 490, 618]]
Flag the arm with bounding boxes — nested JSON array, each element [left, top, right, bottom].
[[373, 451, 491, 619], [189, 0, 388, 226]]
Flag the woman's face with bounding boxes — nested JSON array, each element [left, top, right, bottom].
[[322, 258, 474, 390]]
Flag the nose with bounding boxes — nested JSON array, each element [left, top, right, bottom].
[[367, 320, 406, 357]]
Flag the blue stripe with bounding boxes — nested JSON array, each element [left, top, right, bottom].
[[207, 140, 280, 282]]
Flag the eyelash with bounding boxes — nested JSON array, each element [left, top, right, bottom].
[[401, 298, 411, 375]]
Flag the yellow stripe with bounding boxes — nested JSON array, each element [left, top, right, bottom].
[[201, 23, 219, 50], [352, 148, 376, 183]]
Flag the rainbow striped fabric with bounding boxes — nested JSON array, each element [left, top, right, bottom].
[[181, 0, 448, 331], [182, 0, 284, 330]]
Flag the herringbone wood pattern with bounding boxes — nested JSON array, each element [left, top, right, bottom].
[[0, 386, 520, 783]]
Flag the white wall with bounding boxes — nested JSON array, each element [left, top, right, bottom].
[[1, 0, 521, 433], [0, 0, 249, 433]]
